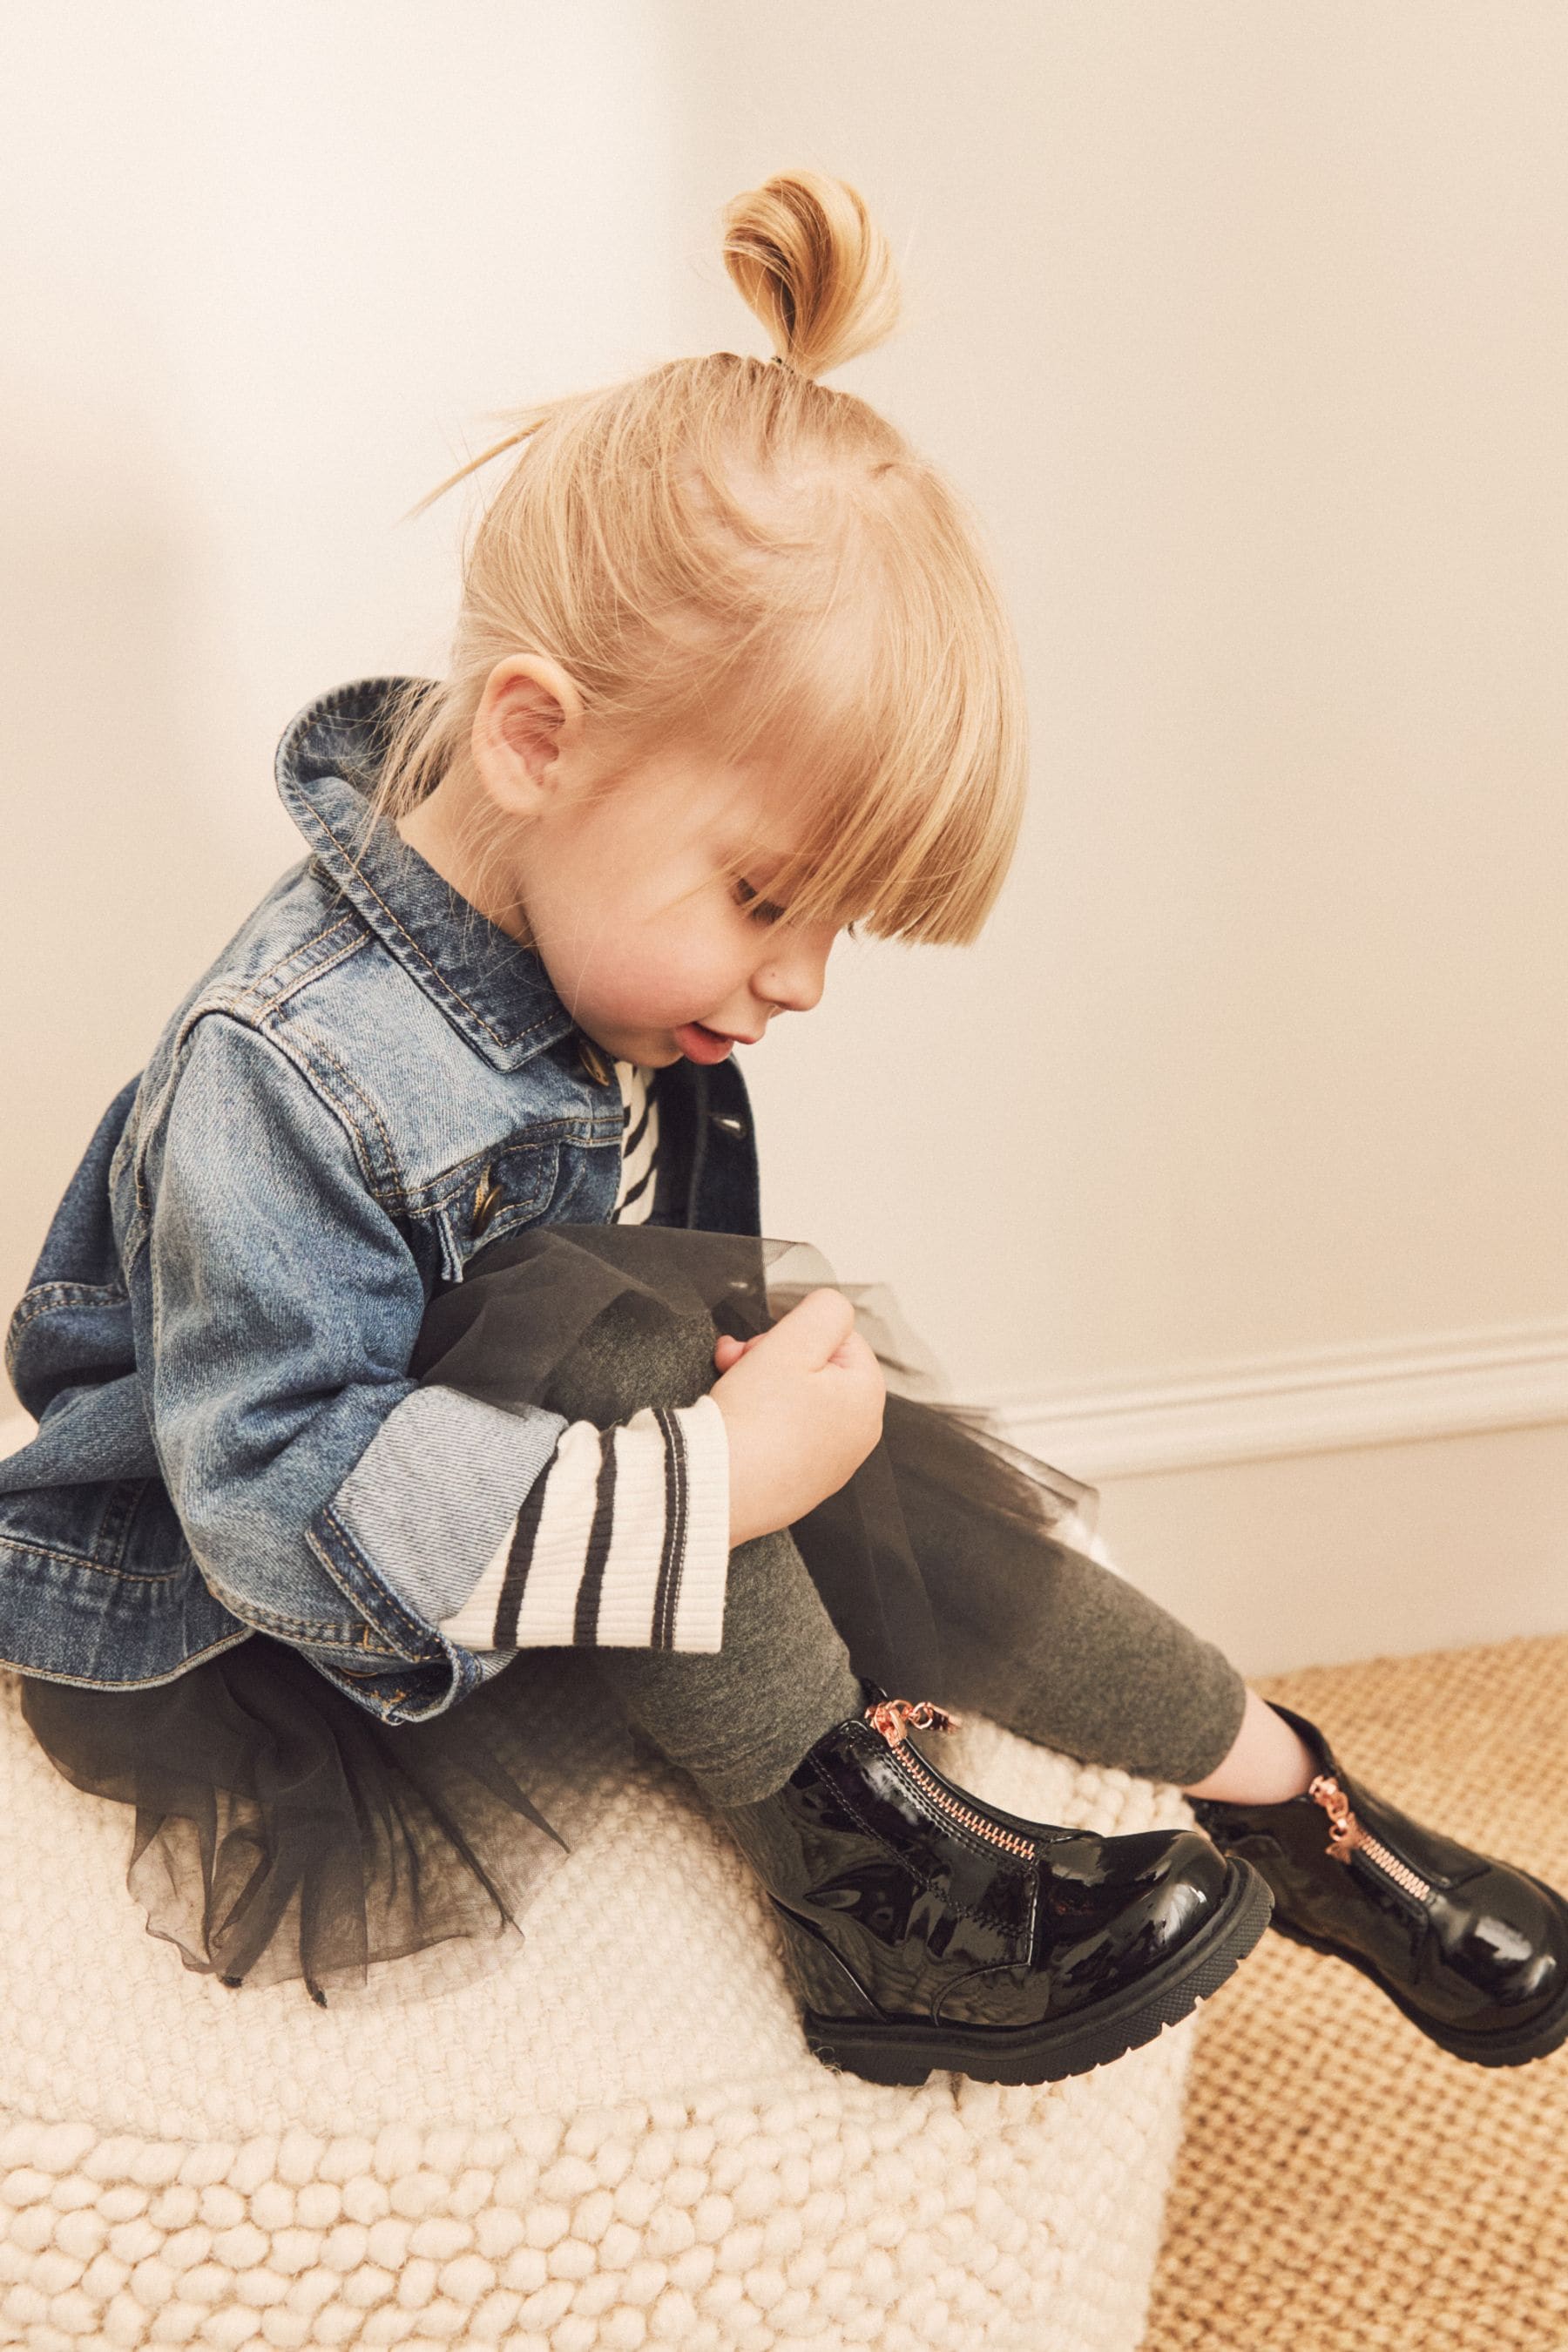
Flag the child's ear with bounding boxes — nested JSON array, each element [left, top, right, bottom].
[[471, 654, 586, 817]]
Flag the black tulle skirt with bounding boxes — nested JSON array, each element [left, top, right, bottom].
[[19, 1225, 1100, 2003]]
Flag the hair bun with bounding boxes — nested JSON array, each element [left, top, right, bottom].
[[721, 170, 901, 380]]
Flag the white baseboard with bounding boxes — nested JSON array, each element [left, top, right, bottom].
[[979, 1316, 1568, 1481]]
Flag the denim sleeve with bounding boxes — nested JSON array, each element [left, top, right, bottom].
[[135, 1013, 571, 1721]]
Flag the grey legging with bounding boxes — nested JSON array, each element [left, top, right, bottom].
[[541, 1292, 1247, 1808]]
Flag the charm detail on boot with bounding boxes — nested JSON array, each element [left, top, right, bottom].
[[863, 1698, 1037, 1861], [1308, 1774, 1433, 1903]]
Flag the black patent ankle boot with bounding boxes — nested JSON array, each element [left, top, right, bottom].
[[713, 1681, 1273, 2088], [1190, 1702, 1568, 2067]]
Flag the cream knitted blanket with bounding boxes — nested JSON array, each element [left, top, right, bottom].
[[0, 1639, 1196, 2350]]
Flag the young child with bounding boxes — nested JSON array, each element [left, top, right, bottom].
[[3, 172, 1563, 2082]]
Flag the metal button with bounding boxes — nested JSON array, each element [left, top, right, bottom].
[[471, 1165, 503, 1236], [576, 1036, 612, 1086], [711, 1112, 748, 1139]]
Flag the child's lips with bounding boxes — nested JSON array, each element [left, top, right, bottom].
[[673, 1023, 755, 1063]]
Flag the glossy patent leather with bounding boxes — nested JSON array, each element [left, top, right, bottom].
[[717, 1682, 1257, 2081], [1192, 1701, 1568, 2065]]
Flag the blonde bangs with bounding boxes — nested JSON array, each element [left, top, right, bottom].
[[686, 479, 1029, 948]]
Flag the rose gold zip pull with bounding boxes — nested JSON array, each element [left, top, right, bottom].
[[1309, 1774, 1432, 1902], [864, 1697, 1035, 1860], [1308, 1774, 1362, 1861], [865, 1697, 963, 1747]]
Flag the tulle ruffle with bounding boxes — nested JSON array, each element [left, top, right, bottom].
[[20, 1224, 1100, 2000]]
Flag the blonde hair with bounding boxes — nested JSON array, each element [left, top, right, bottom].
[[367, 169, 1027, 947]]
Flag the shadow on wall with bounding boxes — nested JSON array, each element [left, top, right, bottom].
[[0, 443, 267, 1407]]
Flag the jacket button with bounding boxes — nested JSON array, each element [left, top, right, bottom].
[[711, 1112, 748, 1139], [471, 1165, 502, 1236], [576, 1036, 612, 1086]]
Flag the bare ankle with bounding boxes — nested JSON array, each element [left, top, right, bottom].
[[1182, 1687, 1316, 1806]]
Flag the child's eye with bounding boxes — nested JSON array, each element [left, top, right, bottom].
[[733, 877, 788, 925], [732, 875, 861, 937]]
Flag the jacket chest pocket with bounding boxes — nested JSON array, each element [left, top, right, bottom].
[[426, 1134, 562, 1287]]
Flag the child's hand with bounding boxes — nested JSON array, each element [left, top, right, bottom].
[[709, 1288, 886, 1548], [710, 1332, 758, 1373]]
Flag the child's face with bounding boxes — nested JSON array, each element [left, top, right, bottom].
[[510, 735, 841, 1069], [455, 659, 844, 1069]]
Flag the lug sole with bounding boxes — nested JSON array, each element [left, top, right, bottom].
[[1267, 1870, 1568, 2069], [782, 1855, 1274, 2089]]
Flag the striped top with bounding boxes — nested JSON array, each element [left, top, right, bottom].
[[438, 1058, 732, 1655], [611, 1060, 659, 1224]]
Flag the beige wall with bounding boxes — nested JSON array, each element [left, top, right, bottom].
[[659, 3, 1568, 1668], [2, 0, 680, 1368], [665, 2, 1567, 1381], [3, 4, 1564, 1670]]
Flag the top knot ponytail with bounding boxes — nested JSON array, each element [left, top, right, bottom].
[[721, 171, 901, 378]]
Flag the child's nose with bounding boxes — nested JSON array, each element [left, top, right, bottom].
[[756, 930, 831, 1015]]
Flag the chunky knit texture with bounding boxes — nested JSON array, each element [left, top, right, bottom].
[[0, 1656, 1200, 2350]]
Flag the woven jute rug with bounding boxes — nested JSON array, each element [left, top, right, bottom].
[[1145, 1632, 1568, 2351]]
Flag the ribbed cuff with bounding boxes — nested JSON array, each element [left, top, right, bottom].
[[437, 1393, 731, 1654], [591, 1394, 730, 1651]]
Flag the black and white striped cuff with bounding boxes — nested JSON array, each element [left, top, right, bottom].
[[438, 1392, 730, 1654]]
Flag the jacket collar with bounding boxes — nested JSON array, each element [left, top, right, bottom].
[[274, 675, 579, 1073]]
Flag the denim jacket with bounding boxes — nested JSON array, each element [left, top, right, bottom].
[[0, 677, 760, 1723]]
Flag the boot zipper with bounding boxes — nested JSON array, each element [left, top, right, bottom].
[[864, 1699, 1036, 1861], [1308, 1774, 1432, 1902]]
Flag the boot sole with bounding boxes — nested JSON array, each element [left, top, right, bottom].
[[1267, 1869, 1568, 2068], [776, 1855, 1274, 2089]]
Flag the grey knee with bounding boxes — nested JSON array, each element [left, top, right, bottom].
[[546, 1291, 720, 1425]]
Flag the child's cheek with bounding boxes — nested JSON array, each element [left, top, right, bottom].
[[639, 930, 735, 1023]]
